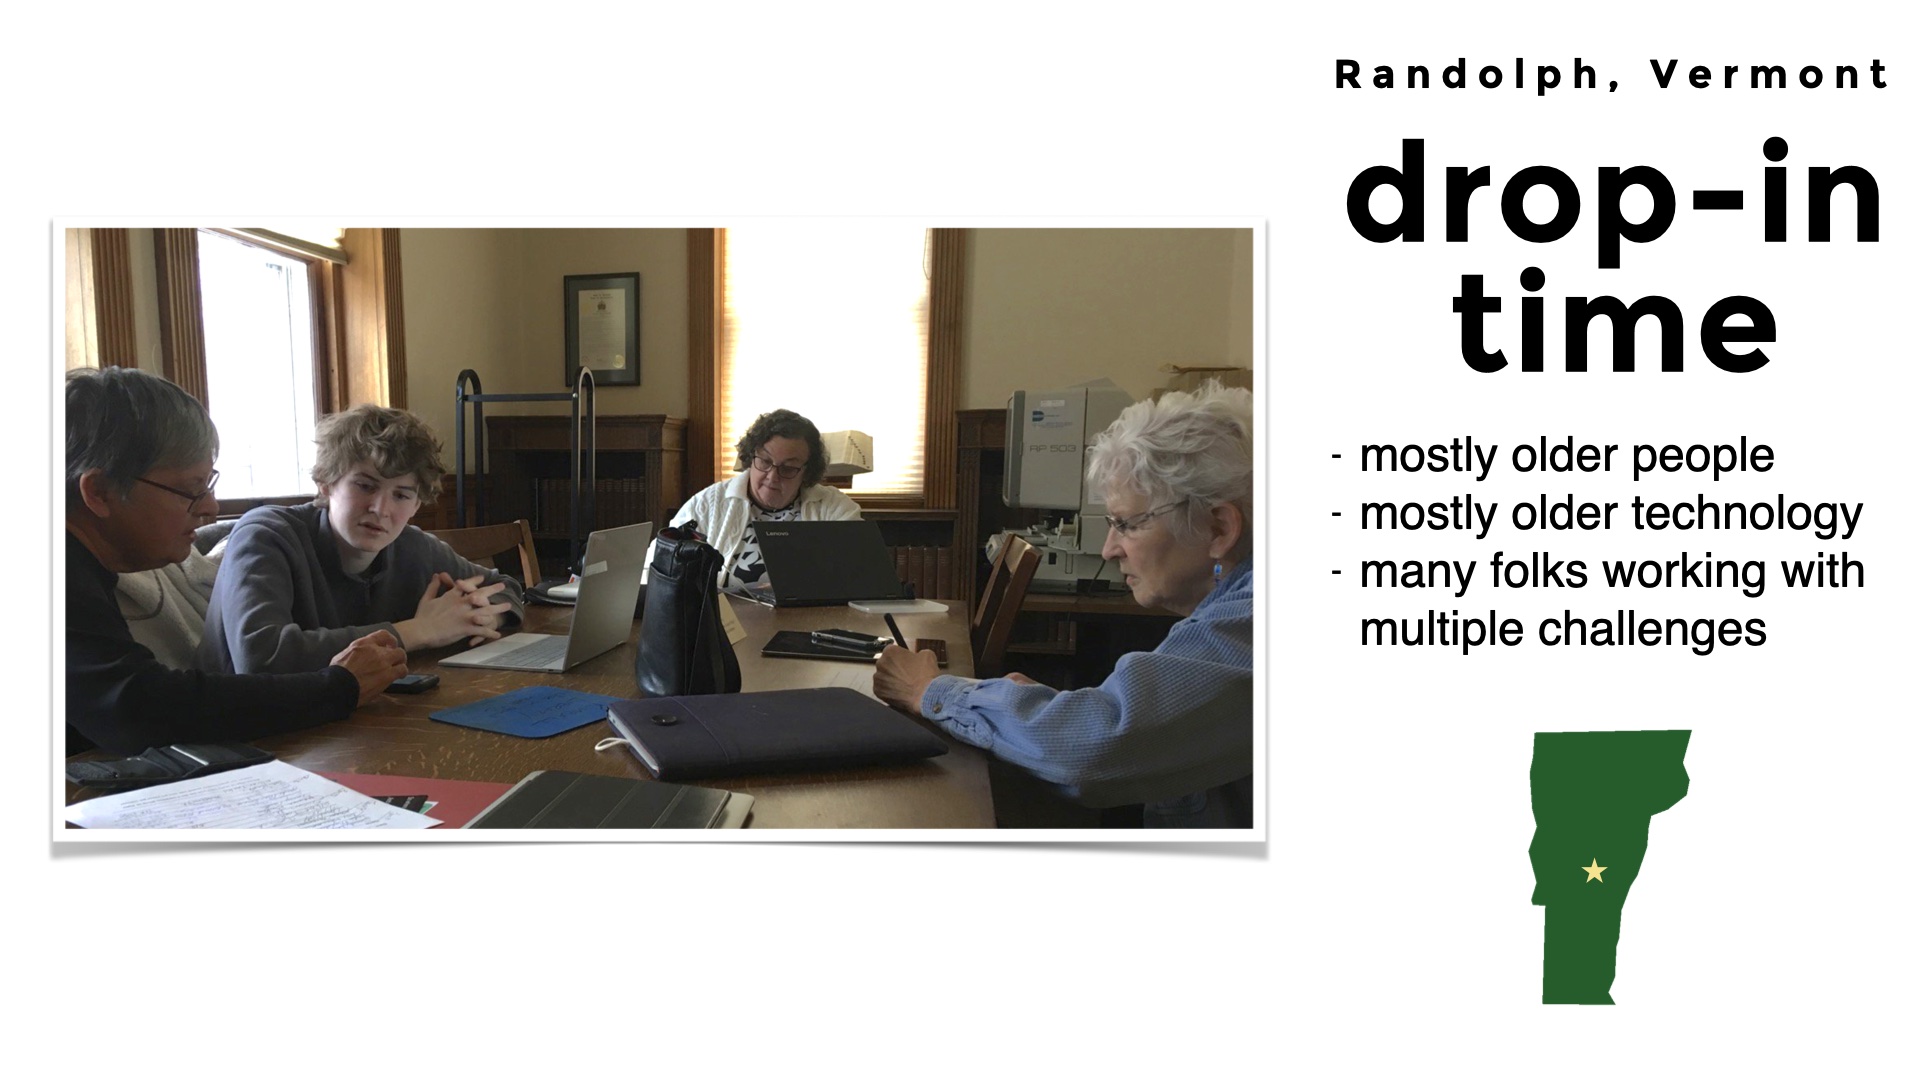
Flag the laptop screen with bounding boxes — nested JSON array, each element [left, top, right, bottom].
[[753, 521, 906, 606]]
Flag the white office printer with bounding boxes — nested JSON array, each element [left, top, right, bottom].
[[996, 380, 1132, 593]]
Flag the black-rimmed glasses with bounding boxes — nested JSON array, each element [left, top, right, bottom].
[[750, 454, 805, 481], [1107, 501, 1184, 538], [136, 469, 220, 508]]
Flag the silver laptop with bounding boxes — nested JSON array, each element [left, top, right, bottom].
[[441, 522, 653, 672]]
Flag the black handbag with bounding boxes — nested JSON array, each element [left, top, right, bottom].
[[636, 520, 742, 697]]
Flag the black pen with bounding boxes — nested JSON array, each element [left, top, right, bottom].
[[883, 613, 909, 649]]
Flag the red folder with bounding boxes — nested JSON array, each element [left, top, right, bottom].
[[316, 772, 515, 829]]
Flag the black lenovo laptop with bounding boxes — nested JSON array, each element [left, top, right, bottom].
[[747, 521, 909, 607]]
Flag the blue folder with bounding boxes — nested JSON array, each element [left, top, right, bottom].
[[431, 686, 626, 739]]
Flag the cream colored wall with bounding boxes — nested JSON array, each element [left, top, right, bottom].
[[402, 227, 1252, 437], [399, 229, 528, 450], [515, 229, 690, 418], [63, 230, 93, 370], [401, 228, 690, 449], [960, 228, 1251, 409], [1229, 228, 1255, 370]]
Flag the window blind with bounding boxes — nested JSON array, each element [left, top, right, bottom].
[[717, 224, 931, 497]]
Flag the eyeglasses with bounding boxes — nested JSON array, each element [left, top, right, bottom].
[[750, 453, 805, 481], [136, 469, 220, 509], [1107, 502, 1184, 538]]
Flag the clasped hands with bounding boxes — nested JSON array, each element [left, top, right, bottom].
[[397, 572, 513, 650]]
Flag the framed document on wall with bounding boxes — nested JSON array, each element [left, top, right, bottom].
[[564, 272, 641, 386]]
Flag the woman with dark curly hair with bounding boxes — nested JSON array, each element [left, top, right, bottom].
[[661, 408, 861, 589]]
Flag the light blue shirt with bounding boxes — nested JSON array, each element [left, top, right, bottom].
[[919, 559, 1254, 826]]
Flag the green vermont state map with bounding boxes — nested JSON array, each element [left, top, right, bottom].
[[1529, 730, 1691, 1004]]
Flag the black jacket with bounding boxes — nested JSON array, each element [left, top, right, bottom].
[[65, 531, 357, 755]]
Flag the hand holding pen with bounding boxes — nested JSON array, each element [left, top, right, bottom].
[[874, 614, 941, 717], [883, 614, 910, 649]]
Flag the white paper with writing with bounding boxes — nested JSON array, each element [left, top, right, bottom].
[[64, 760, 442, 830]]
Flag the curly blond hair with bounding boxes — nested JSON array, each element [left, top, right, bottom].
[[311, 405, 446, 504]]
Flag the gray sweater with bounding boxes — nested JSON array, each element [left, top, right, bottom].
[[198, 504, 525, 674]]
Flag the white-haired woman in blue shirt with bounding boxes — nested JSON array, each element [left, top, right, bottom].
[[876, 381, 1253, 827]]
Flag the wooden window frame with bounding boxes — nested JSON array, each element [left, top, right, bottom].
[[65, 228, 140, 371], [143, 227, 408, 516]]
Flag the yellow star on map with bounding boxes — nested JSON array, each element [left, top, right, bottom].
[[1582, 859, 1607, 883]]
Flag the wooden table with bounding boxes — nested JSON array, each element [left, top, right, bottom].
[[69, 601, 995, 829]]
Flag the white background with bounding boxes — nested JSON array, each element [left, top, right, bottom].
[[1276, 8, 1911, 1073], [9, 3, 1912, 1076]]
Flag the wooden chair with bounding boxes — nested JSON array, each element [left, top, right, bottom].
[[971, 535, 1041, 679], [427, 519, 541, 587]]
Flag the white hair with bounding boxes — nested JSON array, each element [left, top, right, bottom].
[[1085, 380, 1253, 545]]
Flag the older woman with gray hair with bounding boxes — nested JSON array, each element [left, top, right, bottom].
[[875, 381, 1253, 828], [65, 367, 407, 755]]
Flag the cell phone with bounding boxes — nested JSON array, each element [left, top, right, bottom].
[[912, 638, 950, 667], [387, 673, 440, 694], [375, 794, 431, 812]]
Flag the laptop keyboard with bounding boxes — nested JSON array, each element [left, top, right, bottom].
[[488, 635, 570, 668]]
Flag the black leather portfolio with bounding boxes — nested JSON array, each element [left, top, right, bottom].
[[760, 629, 882, 663], [605, 687, 948, 781], [466, 770, 750, 828], [65, 743, 275, 792]]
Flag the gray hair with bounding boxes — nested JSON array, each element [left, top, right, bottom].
[[66, 367, 219, 509], [1086, 380, 1253, 545]]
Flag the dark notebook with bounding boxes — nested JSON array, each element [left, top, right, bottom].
[[760, 630, 948, 667], [605, 687, 948, 781], [761, 629, 882, 663], [466, 770, 752, 829]]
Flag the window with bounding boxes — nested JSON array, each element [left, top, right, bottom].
[[194, 230, 323, 499], [137, 226, 407, 509], [717, 223, 932, 498], [67, 227, 406, 504]]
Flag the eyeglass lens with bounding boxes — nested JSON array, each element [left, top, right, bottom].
[[140, 470, 219, 505], [755, 455, 802, 479]]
